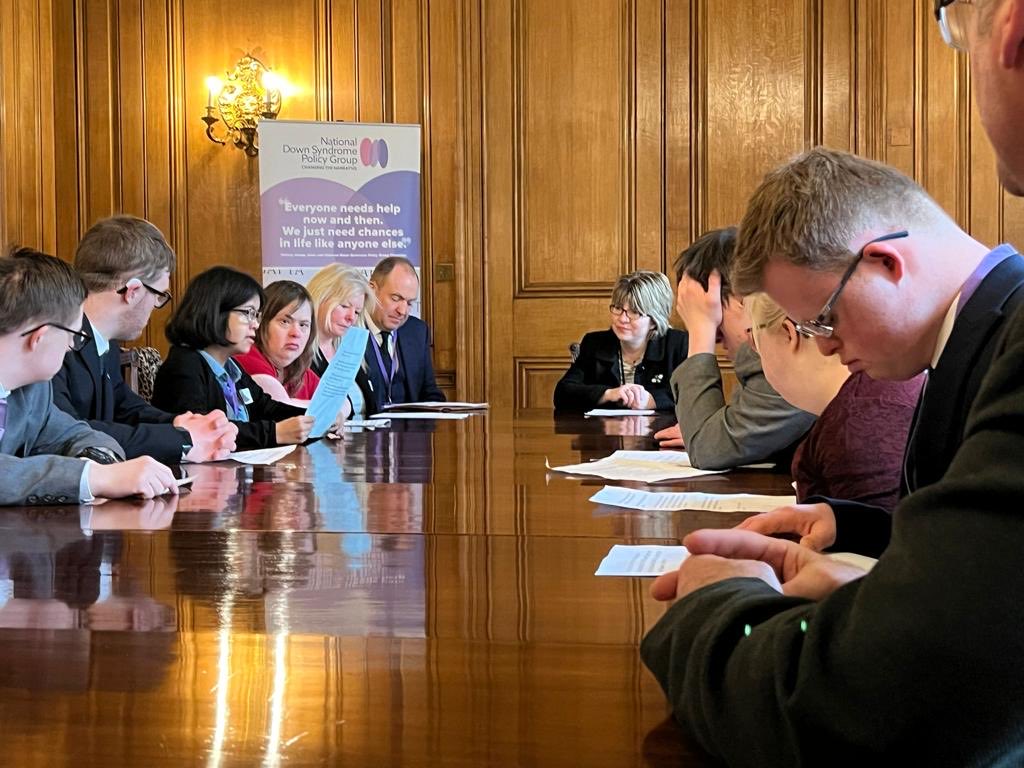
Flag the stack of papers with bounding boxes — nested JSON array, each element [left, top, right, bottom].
[[594, 544, 688, 576], [369, 412, 469, 420], [589, 485, 795, 512], [547, 450, 723, 482]]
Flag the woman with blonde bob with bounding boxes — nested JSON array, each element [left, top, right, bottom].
[[307, 263, 376, 414], [554, 270, 688, 412], [741, 292, 923, 512]]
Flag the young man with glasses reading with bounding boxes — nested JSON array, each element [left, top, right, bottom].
[[53, 215, 238, 464], [0, 248, 181, 504]]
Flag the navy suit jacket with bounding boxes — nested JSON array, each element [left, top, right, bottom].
[[828, 250, 1024, 555], [363, 315, 445, 411], [51, 316, 186, 463]]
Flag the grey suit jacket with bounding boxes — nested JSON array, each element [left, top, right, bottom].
[[671, 344, 815, 470], [0, 380, 125, 505]]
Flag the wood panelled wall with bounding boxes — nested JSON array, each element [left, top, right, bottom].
[[1, 0, 1022, 407]]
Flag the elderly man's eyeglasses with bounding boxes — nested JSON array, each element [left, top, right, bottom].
[[231, 307, 262, 325], [934, 0, 973, 51], [793, 230, 910, 339], [21, 322, 92, 352], [117, 279, 173, 308], [609, 305, 645, 322]]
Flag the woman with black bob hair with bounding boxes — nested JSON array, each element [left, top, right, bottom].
[[152, 266, 315, 449]]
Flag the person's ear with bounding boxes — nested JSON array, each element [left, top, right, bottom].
[[781, 318, 801, 351], [121, 277, 143, 304], [998, 0, 1024, 69], [23, 325, 48, 352], [861, 242, 906, 284]]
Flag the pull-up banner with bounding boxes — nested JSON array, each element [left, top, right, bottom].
[[258, 120, 421, 285]]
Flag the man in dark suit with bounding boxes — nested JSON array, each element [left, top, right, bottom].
[[640, 4, 1024, 755], [363, 256, 445, 410], [52, 216, 236, 464]]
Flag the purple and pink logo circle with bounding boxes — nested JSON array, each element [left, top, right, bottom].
[[359, 138, 389, 168]]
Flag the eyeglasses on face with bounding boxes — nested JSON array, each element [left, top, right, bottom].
[[117, 279, 173, 308], [20, 322, 92, 352], [609, 305, 644, 322], [231, 306, 262, 325], [934, 0, 973, 51], [793, 230, 910, 339]]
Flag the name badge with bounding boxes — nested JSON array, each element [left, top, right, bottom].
[[239, 388, 254, 405]]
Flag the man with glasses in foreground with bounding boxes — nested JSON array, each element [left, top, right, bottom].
[[640, 1, 1024, 750], [52, 215, 237, 464], [653, 227, 815, 468], [0, 248, 181, 504]]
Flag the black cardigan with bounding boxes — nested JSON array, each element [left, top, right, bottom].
[[553, 328, 688, 411], [152, 345, 306, 449]]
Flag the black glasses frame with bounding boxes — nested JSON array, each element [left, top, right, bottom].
[[117, 281, 172, 308], [20, 322, 93, 352]]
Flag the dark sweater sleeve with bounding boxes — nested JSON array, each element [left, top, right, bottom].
[[640, 306, 1024, 765]]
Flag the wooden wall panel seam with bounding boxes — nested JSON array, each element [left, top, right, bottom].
[[914, 0, 926, 185], [624, 0, 637, 276], [315, 0, 332, 121], [166, 0, 189, 292], [74, 0, 89, 240], [803, 0, 824, 149], [688, 0, 706, 240], [956, 54, 971, 227]]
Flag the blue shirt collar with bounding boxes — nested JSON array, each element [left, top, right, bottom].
[[198, 350, 243, 383]]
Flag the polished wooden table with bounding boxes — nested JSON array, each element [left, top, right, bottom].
[[0, 409, 794, 766]]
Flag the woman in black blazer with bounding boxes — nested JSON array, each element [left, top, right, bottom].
[[152, 266, 317, 450], [554, 270, 688, 412]]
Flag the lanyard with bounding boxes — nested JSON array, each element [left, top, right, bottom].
[[370, 333, 398, 404]]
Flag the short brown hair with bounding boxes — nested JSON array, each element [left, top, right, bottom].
[[0, 247, 86, 334], [370, 256, 417, 285], [257, 280, 318, 395], [75, 215, 176, 292], [674, 228, 738, 301], [731, 148, 950, 296]]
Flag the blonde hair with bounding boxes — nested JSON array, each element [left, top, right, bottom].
[[732, 148, 951, 296], [745, 292, 788, 352], [610, 270, 673, 337], [306, 263, 376, 342]]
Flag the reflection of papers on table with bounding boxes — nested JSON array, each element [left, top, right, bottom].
[[369, 412, 469, 420], [228, 446, 296, 465], [589, 485, 795, 512], [594, 544, 688, 576], [585, 408, 656, 417], [345, 418, 389, 430], [547, 450, 724, 482], [307, 326, 369, 438], [380, 401, 488, 412]]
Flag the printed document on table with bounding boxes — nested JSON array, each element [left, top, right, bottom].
[[589, 485, 795, 512], [307, 326, 369, 438], [595, 544, 689, 576], [585, 408, 657, 417], [547, 449, 724, 482], [228, 446, 296, 465]]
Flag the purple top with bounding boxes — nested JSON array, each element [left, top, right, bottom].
[[792, 371, 925, 511]]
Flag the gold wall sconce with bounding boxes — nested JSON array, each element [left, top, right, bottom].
[[202, 54, 288, 157]]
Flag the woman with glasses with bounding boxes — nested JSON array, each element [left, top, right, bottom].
[[553, 270, 687, 412], [740, 292, 923, 512], [152, 266, 315, 448]]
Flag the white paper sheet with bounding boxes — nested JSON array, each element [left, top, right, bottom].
[[584, 408, 657, 417], [547, 449, 724, 482], [589, 485, 795, 512], [594, 544, 689, 576], [381, 401, 488, 412], [369, 412, 469, 420], [306, 326, 369, 438], [228, 446, 296, 465], [345, 418, 390, 430]]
